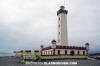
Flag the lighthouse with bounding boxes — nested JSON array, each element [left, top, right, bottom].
[[57, 6, 68, 46]]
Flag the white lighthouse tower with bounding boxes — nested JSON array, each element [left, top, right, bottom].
[[57, 6, 68, 46]]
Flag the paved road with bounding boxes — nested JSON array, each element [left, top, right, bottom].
[[0, 56, 100, 66]]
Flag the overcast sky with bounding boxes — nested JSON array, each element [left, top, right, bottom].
[[0, 0, 100, 56]]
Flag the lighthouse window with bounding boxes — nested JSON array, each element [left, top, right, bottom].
[[59, 32, 60, 35], [59, 17, 60, 20]]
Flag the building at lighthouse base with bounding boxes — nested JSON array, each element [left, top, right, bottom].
[[16, 40, 89, 63], [37, 40, 89, 61]]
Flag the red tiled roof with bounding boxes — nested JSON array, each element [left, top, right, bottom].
[[20, 50, 23, 52], [34, 50, 39, 52], [25, 50, 31, 52], [85, 43, 89, 45], [56, 45, 86, 50], [40, 45, 44, 47], [51, 40, 56, 42], [57, 9, 68, 15], [42, 46, 51, 50], [42, 45, 86, 50]]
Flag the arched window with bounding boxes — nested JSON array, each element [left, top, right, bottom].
[[70, 51, 74, 56], [77, 51, 80, 55], [58, 50, 60, 55], [83, 51, 85, 55], [65, 50, 67, 55]]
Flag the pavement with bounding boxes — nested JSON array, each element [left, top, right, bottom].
[[0, 56, 100, 66]]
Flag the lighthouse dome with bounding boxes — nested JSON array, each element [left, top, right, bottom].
[[57, 6, 68, 15]]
